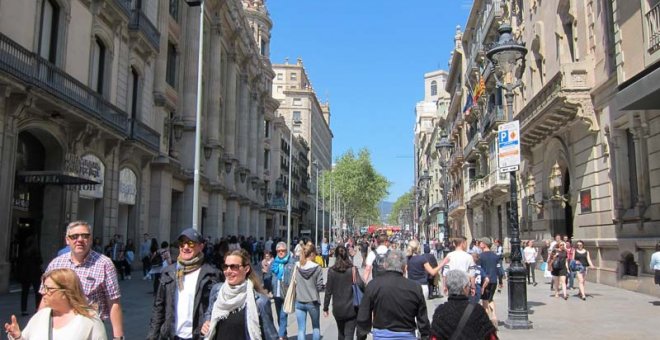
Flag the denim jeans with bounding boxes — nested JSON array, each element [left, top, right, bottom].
[[273, 296, 289, 338], [295, 301, 320, 340]]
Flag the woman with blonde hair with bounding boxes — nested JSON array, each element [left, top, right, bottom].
[[294, 243, 324, 340], [406, 239, 441, 299], [4, 268, 106, 340]]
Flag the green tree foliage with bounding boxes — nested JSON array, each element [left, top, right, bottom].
[[320, 148, 390, 227], [388, 190, 414, 225]]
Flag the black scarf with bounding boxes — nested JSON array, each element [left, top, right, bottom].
[[430, 295, 497, 340]]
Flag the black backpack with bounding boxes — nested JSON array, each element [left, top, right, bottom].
[[372, 249, 390, 278], [150, 251, 163, 266]]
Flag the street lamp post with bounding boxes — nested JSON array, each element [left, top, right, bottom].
[[487, 23, 531, 329], [286, 121, 300, 250], [436, 131, 454, 248], [185, 0, 205, 230], [313, 161, 319, 246]]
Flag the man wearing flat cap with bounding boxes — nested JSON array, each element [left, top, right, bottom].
[[147, 228, 220, 340], [478, 236, 502, 328]]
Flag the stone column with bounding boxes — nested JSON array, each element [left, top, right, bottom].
[[251, 208, 259, 238], [256, 103, 264, 180], [239, 203, 250, 236], [260, 211, 267, 239], [149, 166, 173, 245], [206, 21, 223, 181], [631, 118, 649, 210], [225, 199, 239, 236], [180, 6, 202, 169], [238, 75, 250, 168], [609, 129, 625, 215], [208, 192, 224, 239], [248, 92, 258, 174], [224, 53, 238, 192]]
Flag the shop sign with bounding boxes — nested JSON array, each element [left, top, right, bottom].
[[119, 168, 137, 205], [79, 154, 104, 199]]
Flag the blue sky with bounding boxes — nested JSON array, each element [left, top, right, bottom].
[[268, 1, 472, 201]]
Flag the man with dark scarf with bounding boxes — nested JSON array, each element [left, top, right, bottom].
[[430, 270, 498, 340], [147, 228, 220, 340]]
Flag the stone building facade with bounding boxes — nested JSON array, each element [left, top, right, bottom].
[[0, 0, 280, 292], [439, 0, 659, 296], [271, 59, 333, 241]]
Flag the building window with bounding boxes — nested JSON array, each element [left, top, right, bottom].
[[431, 80, 437, 96], [264, 149, 270, 169], [293, 111, 302, 122], [128, 66, 140, 118], [290, 72, 297, 80], [260, 39, 267, 56], [38, 0, 59, 63], [166, 42, 177, 87], [277, 86, 283, 94], [264, 120, 270, 138], [293, 98, 302, 106], [91, 37, 106, 95], [169, 0, 179, 22], [626, 129, 638, 208]]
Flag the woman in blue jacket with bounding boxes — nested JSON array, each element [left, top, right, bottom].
[[202, 249, 278, 340]]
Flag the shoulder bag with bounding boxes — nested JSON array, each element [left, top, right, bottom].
[[351, 266, 363, 307], [449, 303, 475, 340], [283, 265, 298, 314]]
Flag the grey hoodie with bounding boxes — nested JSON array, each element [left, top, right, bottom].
[[295, 261, 324, 303]]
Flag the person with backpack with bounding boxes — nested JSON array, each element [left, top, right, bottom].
[[362, 234, 390, 282]]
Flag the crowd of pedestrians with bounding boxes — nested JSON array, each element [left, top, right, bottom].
[[6, 217, 659, 340]]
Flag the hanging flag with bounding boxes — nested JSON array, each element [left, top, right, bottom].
[[462, 91, 474, 116], [473, 76, 486, 102]]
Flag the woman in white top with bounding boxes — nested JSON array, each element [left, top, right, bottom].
[[4, 268, 106, 340], [523, 240, 538, 286]]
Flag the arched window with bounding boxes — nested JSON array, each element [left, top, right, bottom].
[[431, 80, 438, 96], [38, 0, 60, 63], [91, 37, 106, 95]]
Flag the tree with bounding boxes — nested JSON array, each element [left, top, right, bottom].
[[320, 148, 390, 228], [388, 190, 414, 225]]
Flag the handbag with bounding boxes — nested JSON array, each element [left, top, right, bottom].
[[351, 266, 363, 307], [283, 265, 298, 314]]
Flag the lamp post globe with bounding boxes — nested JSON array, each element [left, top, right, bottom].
[[486, 22, 532, 330]]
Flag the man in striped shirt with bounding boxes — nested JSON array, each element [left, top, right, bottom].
[[41, 220, 124, 339]]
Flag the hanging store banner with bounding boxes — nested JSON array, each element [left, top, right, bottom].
[[78, 154, 104, 199], [119, 168, 137, 205]]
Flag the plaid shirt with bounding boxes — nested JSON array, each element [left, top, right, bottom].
[[42, 250, 121, 319]]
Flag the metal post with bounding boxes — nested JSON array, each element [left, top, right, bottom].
[[286, 126, 293, 250], [504, 90, 531, 329], [329, 180, 333, 244], [191, 1, 205, 230], [315, 164, 319, 246]]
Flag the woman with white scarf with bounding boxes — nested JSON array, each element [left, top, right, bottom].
[[202, 249, 278, 340]]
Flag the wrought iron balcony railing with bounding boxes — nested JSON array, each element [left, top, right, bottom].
[[129, 9, 160, 50], [0, 32, 128, 135], [646, 2, 660, 53], [130, 119, 160, 152]]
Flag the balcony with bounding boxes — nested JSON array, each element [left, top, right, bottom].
[[481, 106, 506, 137], [463, 131, 486, 160], [0, 32, 128, 136], [129, 9, 160, 51], [449, 149, 464, 170], [112, 0, 132, 16], [465, 176, 486, 205], [484, 170, 509, 197], [129, 119, 160, 152], [645, 2, 660, 66], [448, 196, 465, 217], [518, 61, 595, 147]]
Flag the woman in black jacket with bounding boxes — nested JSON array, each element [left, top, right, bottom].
[[323, 245, 365, 340]]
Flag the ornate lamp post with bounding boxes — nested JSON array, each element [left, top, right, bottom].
[[486, 23, 532, 329], [436, 131, 454, 247], [418, 169, 431, 241]]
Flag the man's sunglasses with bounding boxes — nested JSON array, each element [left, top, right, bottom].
[[179, 240, 198, 248], [67, 233, 91, 241]]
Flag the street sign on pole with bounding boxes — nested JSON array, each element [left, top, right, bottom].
[[498, 120, 521, 173]]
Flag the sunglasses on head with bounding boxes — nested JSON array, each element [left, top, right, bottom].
[[67, 233, 91, 241]]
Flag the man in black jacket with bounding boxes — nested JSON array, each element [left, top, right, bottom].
[[357, 249, 430, 340], [147, 228, 220, 340]]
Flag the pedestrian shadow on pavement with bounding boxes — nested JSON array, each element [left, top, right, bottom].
[[650, 301, 660, 306], [526, 300, 546, 315]]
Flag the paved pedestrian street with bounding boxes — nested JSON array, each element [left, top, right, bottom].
[[0, 266, 657, 339]]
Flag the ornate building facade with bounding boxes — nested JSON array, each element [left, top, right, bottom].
[[0, 0, 280, 292]]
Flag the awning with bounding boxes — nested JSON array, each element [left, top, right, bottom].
[[16, 171, 100, 185]]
